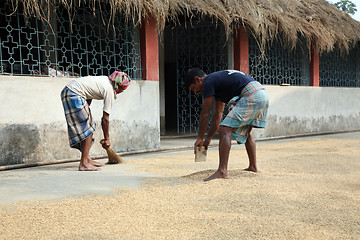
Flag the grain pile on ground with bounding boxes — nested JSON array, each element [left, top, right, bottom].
[[0, 137, 359, 239]]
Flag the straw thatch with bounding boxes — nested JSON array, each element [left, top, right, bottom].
[[8, 0, 360, 53]]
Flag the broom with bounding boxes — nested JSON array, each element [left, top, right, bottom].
[[100, 139, 124, 164]]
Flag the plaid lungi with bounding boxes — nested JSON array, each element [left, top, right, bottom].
[[60, 87, 96, 150], [220, 81, 269, 144]]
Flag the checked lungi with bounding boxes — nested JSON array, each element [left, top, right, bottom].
[[220, 81, 269, 144], [60, 87, 95, 150]]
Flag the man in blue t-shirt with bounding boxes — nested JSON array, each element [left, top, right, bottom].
[[185, 68, 269, 181]]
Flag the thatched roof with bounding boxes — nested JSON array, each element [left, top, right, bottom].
[[9, 0, 360, 54]]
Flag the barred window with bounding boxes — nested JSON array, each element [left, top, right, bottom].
[[0, 2, 141, 79], [249, 34, 310, 86], [319, 46, 360, 87]]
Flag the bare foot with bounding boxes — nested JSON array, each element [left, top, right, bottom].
[[78, 163, 101, 171], [204, 170, 229, 181], [243, 167, 258, 173], [79, 167, 101, 171], [90, 160, 105, 167], [85, 156, 105, 167]]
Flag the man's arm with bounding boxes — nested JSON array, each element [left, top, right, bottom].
[[194, 96, 214, 151], [101, 111, 110, 149], [204, 100, 225, 146]]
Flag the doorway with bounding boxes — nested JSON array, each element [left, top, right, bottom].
[[161, 20, 230, 135]]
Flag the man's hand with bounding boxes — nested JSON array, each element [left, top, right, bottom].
[[203, 138, 211, 149], [194, 138, 204, 154], [101, 139, 111, 150]]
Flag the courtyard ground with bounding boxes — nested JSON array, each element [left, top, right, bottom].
[[0, 132, 359, 239]]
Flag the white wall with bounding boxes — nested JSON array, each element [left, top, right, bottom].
[[252, 85, 360, 139], [0, 76, 160, 166]]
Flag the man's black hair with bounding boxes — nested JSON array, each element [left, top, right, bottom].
[[184, 68, 206, 89]]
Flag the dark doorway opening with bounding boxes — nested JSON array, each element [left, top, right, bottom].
[[162, 19, 229, 136]]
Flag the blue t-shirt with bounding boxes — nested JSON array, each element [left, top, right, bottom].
[[202, 70, 255, 103]]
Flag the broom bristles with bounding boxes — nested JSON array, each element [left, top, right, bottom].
[[106, 147, 123, 164], [100, 139, 124, 164]]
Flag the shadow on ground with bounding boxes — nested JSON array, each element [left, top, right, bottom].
[[141, 168, 258, 187]]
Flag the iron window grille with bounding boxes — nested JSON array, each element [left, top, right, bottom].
[[319, 46, 360, 87], [249, 34, 310, 86], [0, 2, 141, 79]]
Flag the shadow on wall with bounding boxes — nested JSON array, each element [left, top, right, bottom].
[[0, 124, 40, 166]]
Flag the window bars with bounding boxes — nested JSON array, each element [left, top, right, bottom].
[[249, 34, 310, 86], [0, 2, 141, 79], [320, 47, 360, 87]]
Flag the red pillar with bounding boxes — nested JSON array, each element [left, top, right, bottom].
[[233, 26, 249, 74], [140, 16, 159, 81], [310, 44, 320, 86]]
